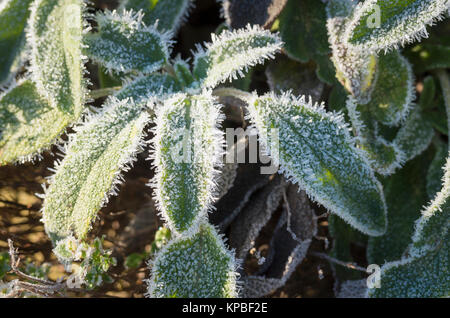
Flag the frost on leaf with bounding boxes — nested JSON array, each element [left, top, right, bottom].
[[115, 73, 181, 105], [426, 141, 447, 199], [345, 0, 450, 53], [326, 0, 377, 104], [0, 0, 34, 86], [369, 155, 450, 298], [192, 25, 282, 89], [393, 106, 434, 163], [367, 150, 433, 265], [0, 80, 75, 165], [148, 222, 237, 298], [346, 96, 403, 175], [172, 57, 195, 88], [84, 9, 171, 74], [120, 0, 193, 32], [245, 92, 387, 236], [278, 0, 329, 63], [151, 93, 223, 233], [367, 51, 414, 126], [28, 0, 86, 114], [42, 97, 149, 243]]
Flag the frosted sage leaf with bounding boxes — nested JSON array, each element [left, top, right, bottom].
[[192, 25, 282, 89], [410, 156, 450, 256], [84, 10, 171, 74], [393, 107, 434, 162], [0, 0, 34, 85], [326, 0, 377, 103], [115, 73, 181, 105], [28, 0, 86, 113], [344, 0, 450, 53], [346, 97, 404, 175], [278, 0, 329, 63], [367, 150, 433, 264], [426, 141, 448, 199], [120, 0, 193, 32], [148, 222, 237, 298], [223, 0, 287, 29], [0, 80, 75, 165], [245, 92, 387, 236], [152, 93, 223, 233], [42, 97, 150, 243], [369, 156, 450, 298], [367, 52, 414, 126]]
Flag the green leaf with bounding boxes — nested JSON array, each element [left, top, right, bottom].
[[369, 155, 450, 298], [29, 0, 87, 114], [367, 52, 414, 126], [326, 0, 377, 103], [245, 92, 387, 236], [0, 80, 75, 165], [345, 0, 450, 52], [368, 237, 449, 297], [120, 0, 193, 32], [411, 157, 450, 256], [98, 66, 123, 89], [115, 73, 181, 104], [278, 0, 329, 63], [0, 0, 34, 85], [346, 97, 404, 175], [152, 93, 223, 233], [84, 9, 171, 74], [148, 222, 237, 298], [42, 97, 150, 243], [192, 25, 282, 89], [393, 106, 434, 162], [427, 140, 448, 199], [367, 149, 433, 264]]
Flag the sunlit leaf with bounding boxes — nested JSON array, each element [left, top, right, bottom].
[[245, 92, 387, 236], [192, 25, 282, 89], [148, 222, 237, 298], [42, 97, 149, 243], [84, 9, 171, 74], [151, 93, 223, 233]]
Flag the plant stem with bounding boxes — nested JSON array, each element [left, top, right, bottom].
[[435, 69, 450, 143], [212, 87, 253, 102], [89, 86, 122, 99]]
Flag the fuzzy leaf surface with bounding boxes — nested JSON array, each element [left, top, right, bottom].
[[29, 0, 86, 114], [152, 93, 223, 233], [148, 222, 237, 298], [367, 150, 433, 264], [246, 92, 387, 236], [115, 73, 181, 104], [192, 25, 282, 89], [42, 97, 149, 243], [0, 0, 33, 85], [0, 80, 73, 165], [345, 0, 450, 52], [369, 156, 450, 297], [84, 10, 170, 74]]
